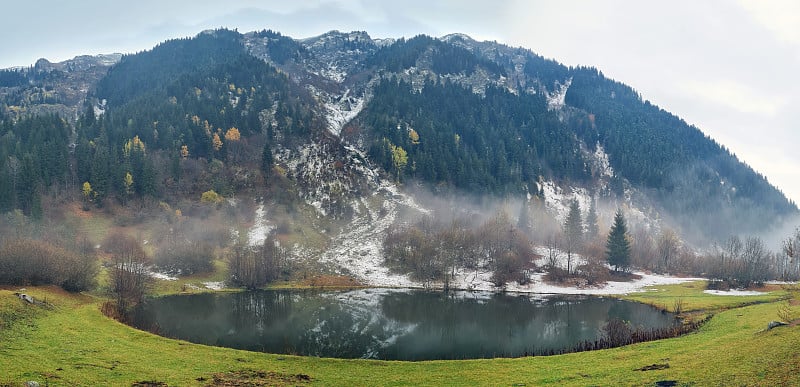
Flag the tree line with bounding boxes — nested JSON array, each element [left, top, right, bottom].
[[362, 77, 589, 194], [385, 194, 800, 289]]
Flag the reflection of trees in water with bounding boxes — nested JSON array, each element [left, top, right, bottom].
[[377, 292, 552, 359], [296, 301, 394, 358], [131, 290, 678, 360], [380, 291, 539, 326], [229, 290, 293, 331], [131, 293, 228, 343], [229, 290, 396, 358]]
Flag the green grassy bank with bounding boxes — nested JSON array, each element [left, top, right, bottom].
[[0, 283, 798, 386]]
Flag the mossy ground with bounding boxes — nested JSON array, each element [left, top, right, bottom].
[[1, 282, 799, 386]]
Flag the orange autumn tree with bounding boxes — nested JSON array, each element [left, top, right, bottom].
[[224, 127, 243, 163]]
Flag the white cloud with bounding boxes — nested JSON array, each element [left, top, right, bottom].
[[678, 79, 787, 117], [739, 0, 800, 44]]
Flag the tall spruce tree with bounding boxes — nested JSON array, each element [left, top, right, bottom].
[[586, 198, 599, 241], [563, 199, 583, 274], [261, 141, 273, 180], [606, 209, 631, 272]]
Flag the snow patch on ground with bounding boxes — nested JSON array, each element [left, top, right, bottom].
[[319, 63, 347, 83], [703, 289, 768, 296], [308, 139, 429, 286], [532, 246, 588, 269], [444, 244, 701, 295], [541, 181, 592, 223], [593, 143, 613, 178], [247, 204, 273, 247], [517, 272, 702, 295], [448, 267, 701, 295], [150, 271, 178, 281], [322, 88, 365, 136], [203, 281, 226, 290], [317, 179, 423, 288], [546, 77, 572, 110]]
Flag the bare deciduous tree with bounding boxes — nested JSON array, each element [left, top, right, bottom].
[[656, 229, 680, 274], [105, 232, 151, 315]]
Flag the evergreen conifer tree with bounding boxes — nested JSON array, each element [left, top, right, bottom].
[[606, 209, 631, 272], [586, 198, 599, 241], [563, 199, 583, 273]]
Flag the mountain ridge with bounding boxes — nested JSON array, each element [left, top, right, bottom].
[[0, 28, 795, 251]]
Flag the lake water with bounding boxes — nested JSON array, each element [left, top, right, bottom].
[[129, 289, 678, 360]]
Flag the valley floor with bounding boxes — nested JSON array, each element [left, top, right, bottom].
[[1, 282, 798, 386]]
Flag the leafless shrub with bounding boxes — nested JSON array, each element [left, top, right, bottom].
[[104, 232, 151, 315], [384, 212, 535, 288], [0, 238, 97, 291], [777, 301, 794, 323], [228, 235, 288, 289], [155, 242, 214, 276], [602, 318, 634, 347], [673, 297, 685, 315]]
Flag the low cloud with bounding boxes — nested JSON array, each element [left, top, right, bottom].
[[678, 79, 787, 117]]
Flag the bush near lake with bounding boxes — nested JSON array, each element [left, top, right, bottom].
[[154, 241, 215, 276], [0, 238, 97, 291], [384, 212, 536, 288]]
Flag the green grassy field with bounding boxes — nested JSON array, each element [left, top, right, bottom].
[[0, 283, 798, 386]]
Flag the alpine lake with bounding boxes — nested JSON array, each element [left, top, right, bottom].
[[129, 288, 678, 360]]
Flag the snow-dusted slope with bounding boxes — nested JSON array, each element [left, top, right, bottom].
[[239, 29, 703, 290]]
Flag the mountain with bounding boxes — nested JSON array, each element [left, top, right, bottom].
[[242, 29, 795, 242], [0, 28, 795, 255], [0, 53, 121, 119]]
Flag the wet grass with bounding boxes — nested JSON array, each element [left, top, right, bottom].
[[620, 280, 786, 313], [1, 282, 799, 386], [149, 260, 232, 296]]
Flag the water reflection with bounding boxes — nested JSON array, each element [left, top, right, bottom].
[[130, 289, 677, 360]]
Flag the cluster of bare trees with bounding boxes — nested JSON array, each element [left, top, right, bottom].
[[627, 227, 695, 275], [533, 199, 620, 285], [779, 228, 800, 281], [103, 232, 152, 315], [154, 242, 215, 276], [632, 226, 800, 288], [384, 213, 536, 288], [228, 235, 290, 289], [702, 236, 772, 288], [0, 238, 97, 291], [693, 233, 800, 288], [154, 228, 215, 276]]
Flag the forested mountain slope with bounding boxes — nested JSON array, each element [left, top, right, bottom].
[[0, 28, 794, 246]]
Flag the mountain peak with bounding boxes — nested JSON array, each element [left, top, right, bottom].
[[440, 33, 475, 43], [1, 27, 794, 246], [303, 30, 374, 44]]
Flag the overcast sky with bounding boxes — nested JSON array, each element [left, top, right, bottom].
[[2, 1, 798, 205]]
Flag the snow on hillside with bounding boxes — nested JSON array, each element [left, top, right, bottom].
[[546, 77, 572, 110], [318, 63, 347, 83], [321, 88, 365, 136], [265, 136, 693, 295], [593, 143, 613, 178], [540, 180, 592, 223], [247, 203, 273, 247], [317, 180, 421, 288]]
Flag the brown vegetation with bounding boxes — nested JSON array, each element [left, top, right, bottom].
[[104, 232, 151, 315], [0, 239, 97, 291], [154, 241, 215, 276], [228, 235, 291, 289], [201, 370, 311, 386], [384, 213, 536, 288]]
